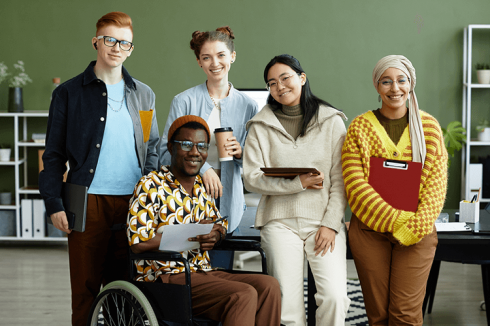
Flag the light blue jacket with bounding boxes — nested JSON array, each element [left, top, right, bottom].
[[159, 82, 259, 232]]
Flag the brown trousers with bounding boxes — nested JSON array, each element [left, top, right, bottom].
[[68, 194, 131, 326], [161, 271, 282, 326], [349, 215, 437, 326]]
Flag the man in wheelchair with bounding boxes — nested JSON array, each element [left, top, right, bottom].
[[127, 115, 281, 326]]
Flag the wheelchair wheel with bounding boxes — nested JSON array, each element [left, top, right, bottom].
[[87, 280, 159, 326]]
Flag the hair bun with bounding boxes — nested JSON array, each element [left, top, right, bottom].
[[216, 26, 235, 40], [190, 30, 205, 50]]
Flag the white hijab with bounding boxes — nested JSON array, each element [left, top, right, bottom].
[[372, 55, 426, 165]]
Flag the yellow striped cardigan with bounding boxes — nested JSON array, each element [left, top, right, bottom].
[[341, 110, 448, 246]]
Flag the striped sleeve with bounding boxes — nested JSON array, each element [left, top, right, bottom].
[[392, 117, 448, 245]]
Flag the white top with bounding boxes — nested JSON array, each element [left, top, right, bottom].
[[206, 98, 221, 169]]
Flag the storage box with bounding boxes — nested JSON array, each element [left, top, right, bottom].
[[459, 200, 480, 223], [0, 210, 16, 236]]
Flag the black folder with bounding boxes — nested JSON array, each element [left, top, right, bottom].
[[47, 182, 88, 232]]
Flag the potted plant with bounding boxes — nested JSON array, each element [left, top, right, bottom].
[[0, 143, 11, 162], [476, 119, 490, 142], [476, 63, 490, 84], [442, 121, 467, 168], [0, 61, 33, 112]]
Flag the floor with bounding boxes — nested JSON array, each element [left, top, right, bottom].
[[0, 243, 487, 326]]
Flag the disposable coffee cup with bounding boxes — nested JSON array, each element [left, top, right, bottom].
[[214, 127, 233, 162]]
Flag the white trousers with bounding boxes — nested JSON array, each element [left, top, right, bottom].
[[261, 218, 350, 326]]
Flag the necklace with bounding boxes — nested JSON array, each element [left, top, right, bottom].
[[209, 83, 231, 109], [107, 84, 125, 113]]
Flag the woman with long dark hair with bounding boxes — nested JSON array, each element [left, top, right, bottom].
[[243, 54, 350, 325]]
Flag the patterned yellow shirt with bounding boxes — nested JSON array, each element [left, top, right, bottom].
[[127, 165, 228, 282], [342, 110, 448, 246]]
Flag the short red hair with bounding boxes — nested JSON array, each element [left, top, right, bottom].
[[96, 11, 133, 35]]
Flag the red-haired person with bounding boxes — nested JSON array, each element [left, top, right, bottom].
[[39, 11, 159, 326], [159, 26, 259, 268]]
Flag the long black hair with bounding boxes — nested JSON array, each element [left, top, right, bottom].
[[263, 54, 337, 137]]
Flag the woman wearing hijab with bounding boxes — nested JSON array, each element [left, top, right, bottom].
[[341, 55, 448, 325]]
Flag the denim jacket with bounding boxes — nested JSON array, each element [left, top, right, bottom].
[[39, 61, 159, 216], [158, 83, 258, 232]]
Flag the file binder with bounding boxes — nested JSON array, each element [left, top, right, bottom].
[[21, 199, 33, 238], [32, 199, 46, 238], [368, 157, 422, 212]]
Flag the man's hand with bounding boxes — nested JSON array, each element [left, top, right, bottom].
[[50, 211, 72, 234], [202, 168, 223, 199], [189, 221, 224, 251]]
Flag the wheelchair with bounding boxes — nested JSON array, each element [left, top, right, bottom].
[[86, 239, 267, 326]]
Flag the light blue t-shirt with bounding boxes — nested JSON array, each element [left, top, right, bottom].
[[88, 79, 141, 195]]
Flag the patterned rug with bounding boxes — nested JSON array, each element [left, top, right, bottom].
[[97, 279, 369, 325], [304, 279, 368, 325]]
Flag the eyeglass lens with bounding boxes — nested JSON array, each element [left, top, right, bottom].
[[267, 74, 297, 90], [379, 77, 409, 88], [176, 141, 209, 153], [103, 36, 133, 51]]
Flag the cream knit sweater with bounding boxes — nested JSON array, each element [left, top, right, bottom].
[[243, 104, 348, 232]]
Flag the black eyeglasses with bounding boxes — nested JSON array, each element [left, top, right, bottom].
[[97, 36, 133, 51], [173, 140, 210, 153]]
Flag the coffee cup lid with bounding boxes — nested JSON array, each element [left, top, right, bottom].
[[214, 127, 233, 133]]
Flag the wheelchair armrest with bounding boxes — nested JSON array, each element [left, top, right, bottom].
[[213, 239, 261, 251], [129, 250, 183, 262]]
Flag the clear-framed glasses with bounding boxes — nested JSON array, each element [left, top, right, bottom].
[[266, 73, 300, 91], [378, 77, 410, 89], [173, 140, 210, 153], [97, 36, 134, 51]]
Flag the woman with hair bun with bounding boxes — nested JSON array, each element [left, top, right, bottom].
[[243, 54, 350, 325], [341, 55, 448, 325], [159, 27, 258, 267]]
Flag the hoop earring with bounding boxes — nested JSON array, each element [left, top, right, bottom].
[[378, 95, 381, 102]]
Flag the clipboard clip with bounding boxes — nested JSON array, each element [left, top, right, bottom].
[[383, 159, 408, 170]]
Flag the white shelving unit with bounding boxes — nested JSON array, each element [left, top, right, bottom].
[[0, 110, 66, 241], [462, 25, 490, 203]]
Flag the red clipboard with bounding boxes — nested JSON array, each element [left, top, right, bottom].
[[368, 157, 422, 212]]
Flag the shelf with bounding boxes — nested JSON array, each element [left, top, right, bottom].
[[18, 140, 45, 147], [19, 186, 40, 195], [0, 160, 16, 166], [464, 83, 490, 88], [469, 141, 490, 146], [0, 159, 26, 166], [0, 205, 17, 210], [0, 236, 67, 242], [0, 110, 49, 117], [468, 24, 490, 29]]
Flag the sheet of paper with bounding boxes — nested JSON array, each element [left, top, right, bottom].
[[435, 222, 472, 232], [159, 224, 214, 251]]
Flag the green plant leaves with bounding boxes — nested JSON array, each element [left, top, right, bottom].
[[442, 121, 467, 167]]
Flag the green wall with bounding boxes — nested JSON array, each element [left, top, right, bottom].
[[1, 0, 490, 208]]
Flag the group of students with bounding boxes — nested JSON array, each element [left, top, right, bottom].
[[39, 10, 448, 326]]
